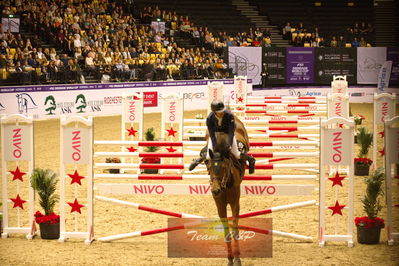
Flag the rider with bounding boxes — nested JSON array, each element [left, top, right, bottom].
[[189, 100, 256, 174]]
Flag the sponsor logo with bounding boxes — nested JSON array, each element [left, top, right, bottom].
[[75, 94, 87, 113], [103, 96, 123, 105], [289, 89, 322, 97], [183, 92, 205, 101], [0, 102, 5, 110], [16, 93, 38, 114], [44, 95, 57, 115]]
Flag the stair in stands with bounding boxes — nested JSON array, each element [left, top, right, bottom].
[[374, 0, 398, 47], [231, 0, 290, 47]]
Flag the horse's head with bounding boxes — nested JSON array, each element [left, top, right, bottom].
[[207, 146, 232, 197]]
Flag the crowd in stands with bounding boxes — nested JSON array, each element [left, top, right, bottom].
[[0, 0, 376, 85], [282, 21, 375, 47]]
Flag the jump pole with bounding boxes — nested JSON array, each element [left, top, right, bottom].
[[96, 196, 315, 242], [373, 93, 396, 169], [1, 114, 36, 239], [384, 116, 399, 245]]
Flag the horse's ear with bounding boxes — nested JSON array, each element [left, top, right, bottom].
[[208, 149, 214, 159]]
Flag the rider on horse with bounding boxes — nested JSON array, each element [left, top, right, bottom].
[[189, 100, 256, 174]]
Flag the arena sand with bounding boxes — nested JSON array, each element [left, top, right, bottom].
[[0, 103, 398, 266]]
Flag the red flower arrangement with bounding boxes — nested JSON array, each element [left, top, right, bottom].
[[141, 157, 161, 164], [354, 158, 373, 166], [34, 211, 60, 224], [355, 216, 385, 229]]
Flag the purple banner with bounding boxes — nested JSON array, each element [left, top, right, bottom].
[[387, 47, 399, 86], [286, 47, 314, 84]]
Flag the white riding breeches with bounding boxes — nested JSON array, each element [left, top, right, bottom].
[[206, 134, 240, 159]]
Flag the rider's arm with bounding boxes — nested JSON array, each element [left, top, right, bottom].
[[206, 113, 217, 149]]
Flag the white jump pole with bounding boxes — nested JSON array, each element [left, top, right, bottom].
[[384, 116, 399, 245], [1, 114, 36, 240]]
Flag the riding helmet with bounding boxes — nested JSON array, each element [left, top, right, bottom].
[[211, 100, 225, 112]]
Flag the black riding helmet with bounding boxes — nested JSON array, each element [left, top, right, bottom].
[[211, 100, 225, 112]]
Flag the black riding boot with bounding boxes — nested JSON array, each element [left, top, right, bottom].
[[188, 146, 207, 171], [240, 153, 256, 174]]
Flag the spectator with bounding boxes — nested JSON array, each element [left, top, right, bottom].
[[351, 37, 360, 48], [330, 36, 338, 47], [283, 22, 292, 40]]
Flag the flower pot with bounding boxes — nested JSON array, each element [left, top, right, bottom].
[[109, 169, 120, 174], [39, 222, 60, 239], [355, 163, 370, 176], [357, 225, 381, 244]]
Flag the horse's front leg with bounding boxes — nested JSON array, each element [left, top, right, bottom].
[[231, 188, 241, 266], [213, 196, 233, 266]]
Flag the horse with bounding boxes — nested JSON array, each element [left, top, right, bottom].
[[205, 115, 249, 266]]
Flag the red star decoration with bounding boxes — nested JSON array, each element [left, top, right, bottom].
[[328, 172, 346, 187], [67, 170, 85, 185], [127, 146, 137, 152], [338, 123, 344, 128], [237, 96, 244, 103], [166, 127, 177, 137], [166, 146, 177, 152], [68, 198, 85, 214], [9, 166, 26, 182], [236, 107, 244, 111], [378, 148, 385, 157], [127, 127, 138, 136], [11, 194, 26, 209], [378, 131, 384, 138], [328, 201, 346, 216]]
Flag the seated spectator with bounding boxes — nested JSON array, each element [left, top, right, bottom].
[[337, 36, 346, 47], [351, 37, 360, 48], [330, 36, 338, 47], [360, 37, 367, 47]]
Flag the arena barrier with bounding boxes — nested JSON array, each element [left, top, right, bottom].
[[95, 195, 315, 242], [59, 116, 93, 244], [384, 116, 399, 245], [1, 114, 36, 239], [319, 117, 354, 247], [373, 93, 396, 168]]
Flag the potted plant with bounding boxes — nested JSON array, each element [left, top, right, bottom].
[[355, 168, 385, 244], [106, 157, 121, 173], [353, 114, 365, 143], [141, 128, 160, 174], [30, 168, 60, 239], [354, 127, 373, 176]]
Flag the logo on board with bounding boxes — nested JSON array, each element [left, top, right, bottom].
[[16, 93, 38, 114], [75, 94, 87, 113], [44, 95, 57, 115]]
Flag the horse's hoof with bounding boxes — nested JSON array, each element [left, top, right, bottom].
[[233, 258, 241, 266], [227, 257, 234, 266]]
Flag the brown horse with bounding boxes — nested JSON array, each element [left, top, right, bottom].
[[205, 116, 248, 266]]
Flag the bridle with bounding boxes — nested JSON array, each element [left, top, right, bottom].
[[208, 152, 233, 191]]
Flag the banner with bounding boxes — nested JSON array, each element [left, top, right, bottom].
[[62, 127, 91, 164], [377, 61, 393, 92], [263, 47, 286, 85], [228, 47, 262, 85], [387, 48, 399, 86], [4, 125, 31, 161], [286, 47, 314, 84], [357, 47, 387, 84], [322, 129, 352, 165], [315, 48, 357, 84]]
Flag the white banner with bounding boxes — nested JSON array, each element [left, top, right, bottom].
[[98, 183, 315, 196], [377, 61, 393, 92], [322, 129, 352, 165], [328, 95, 349, 119], [123, 95, 143, 123], [228, 47, 262, 85], [357, 47, 387, 84], [4, 125, 31, 161], [375, 97, 396, 124], [386, 127, 399, 164], [234, 76, 247, 104], [207, 82, 224, 104], [62, 127, 91, 164]]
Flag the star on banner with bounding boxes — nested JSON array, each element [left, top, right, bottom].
[[166, 146, 177, 152], [9, 166, 26, 182], [237, 96, 244, 103], [328, 201, 346, 216], [127, 146, 137, 152], [378, 131, 385, 138], [338, 123, 344, 128], [127, 127, 138, 136], [68, 198, 85, 214], [378, 148, 385, 157], [68, 170, 85, 185], [328, 172, 346, 187], [11, 194, 26, 209], [166, 127, 177, 137]]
